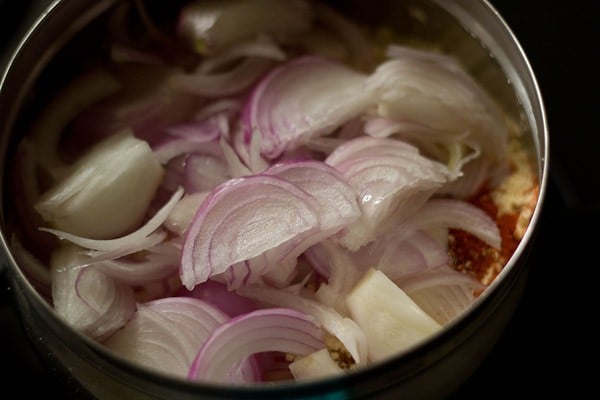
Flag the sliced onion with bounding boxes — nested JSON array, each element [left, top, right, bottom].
[[326, 137, 451, 250], [302, 243, 331, 278], [40, 186, 184, 253], [224, 125, 269, 176], [179, 279, 259, 318], [357, 230, 449, 281], [236, 285, 367, 364], [165, 192, 209, 236], [92, 241, 181, 285], [169, 57, 275, 98], [189, 308, 324, 383], [401, 198, 501, 249], [314, 240, 366, 314], [219, 136, 253, 177], [438, 156, 493, 199], [264, 160, 360, 231], [197, 34, 286, 74], [325, 135, 421, 166], [85, 231, 169, 262], [184, 154, 230, 193], [397, 265, 486, 325], [176, 0, 313, 54], [366, 46, 508, 161], [187, 161, 360, 291], [242, 55, 374, 159], [51, 245, 136, 341], [104, 297, 252, 380], [180, 175, 320, 289], [35, 130, 165, 240], [363, 115, 478, 176], [194, 98, 242, 122], [346, 268, 441, 362], [152, 115, 224, 164]]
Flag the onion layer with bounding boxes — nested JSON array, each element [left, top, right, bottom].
[[189, 308, 324, 382]]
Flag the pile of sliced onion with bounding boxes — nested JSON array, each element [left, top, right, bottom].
[[11, 0, 524, 386]]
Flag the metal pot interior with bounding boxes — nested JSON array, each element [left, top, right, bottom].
[[0, 1, 548, 399]]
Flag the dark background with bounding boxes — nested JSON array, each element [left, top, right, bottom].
[[1, 0, 597, 398]]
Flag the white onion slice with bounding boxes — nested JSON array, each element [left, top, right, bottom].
[[220, 136, 253, 177], [92, 241, 180, 285], [165, 192, 210, 236], [85, 231, 169, 261], [184, 154, 230, 193], [40, 186, 184, 253], [366, 46, 508, 161], [346, 268, 441, 362], [35, 130, 164, 239], [242, 55, 374, 159], [189, 308, 324, 383]]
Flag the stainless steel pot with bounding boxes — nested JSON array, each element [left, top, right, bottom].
[[0, 1, 549, 399]]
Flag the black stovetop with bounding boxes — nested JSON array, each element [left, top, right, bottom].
[[1, 0, 597, 398]]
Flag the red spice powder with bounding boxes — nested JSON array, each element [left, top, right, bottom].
[[448, 183, 537, 286]]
